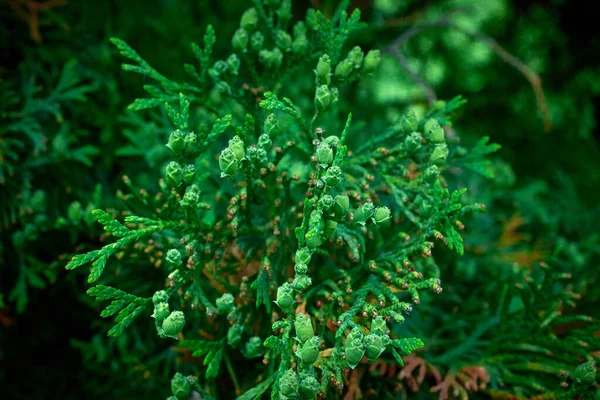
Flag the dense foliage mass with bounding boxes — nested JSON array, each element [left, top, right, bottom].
[[1, 0, 598, 399]]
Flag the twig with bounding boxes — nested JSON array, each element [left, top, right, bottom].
[[386, 13, 459, 105], [9, 0, 67, 43], [446, 21, 552, 132], [381, 10, 428, 29], [388, 15, 450, 105], [224, 354, 241, 396], [343, 367, 365, 400], [385, 14, 460, 141], [389, 44, 438, 105], [386, 12, 552, 132]]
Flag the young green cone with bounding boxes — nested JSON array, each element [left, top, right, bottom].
[[276, 282, 295, 310], [162, 311, 185, 339], [345, 327, 365, 369], [294, 312, 314, 343], [298, 336, 320, 365], [280, 368, 299, 397], [216, 293, 235, 314], [227, 324, 244, 346], [171, 373, 191, 400], [300, 376, 319, 400]]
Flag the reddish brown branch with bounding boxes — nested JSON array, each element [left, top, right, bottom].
[[8, 0, 67, 43]]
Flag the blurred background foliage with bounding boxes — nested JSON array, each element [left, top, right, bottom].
[[0, 0, 598, 399]]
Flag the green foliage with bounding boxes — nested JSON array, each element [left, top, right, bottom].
[[2, 0, 599, 399], [86, 285, 150, 337], [61, 1, 499, 398], [180, 340, 225, 380], [357, 0, 600, 397], [0, 59, 100, 311], [66, 213, 176, 283]]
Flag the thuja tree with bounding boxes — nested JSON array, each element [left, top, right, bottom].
[[66, 1, 495, 398]]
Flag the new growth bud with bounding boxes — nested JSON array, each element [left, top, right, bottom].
[[180, 134, 196, 160], [319, 195, 335, 211], [240, 8, 258, 32], [232, 28, 249, 52], [304, 228, 322, 249], [219, 148, 240, 178], [294, 262, 308, 274], [280, 369, 299, 397], [216, 293, 235, 314], [258, 134, 272, 150], [166, 161, 183, 187], [182, 164, 195, 185], [306, 9, 318, 30], [294, 312, 314, 343], [244, 336, 262, 358], [293, 21, 307, 38], [323, 165, 342, 187], [363, 50, 381, 73], [333, 195, 350, 217], [259, 48, 283, 69], [314, 85, 332, 110], [180, 184, 200, 207], [293, 275, 312, 291], [372, 206, 391, 224], [162, 311, 185, 339], [348, 46, 364, 69], [345, 327, 365, 369], [264, 113, 280, 137], [423, 165, 439, 184], [153, 302, 170, 322], [276, 282, 295, 310], [424, 119, 445, 143], [166, 129, 185, 155], [354, 202, 375, 226], [275, 30, 292, 51], [292, 36, 309, 55], [572, 361, 596, 385], [250, 32, 264, 51], [276, 0, 291, 27], [430, 143, 449, 166], [226, 54, 240, 75], [228, 135, 245, 160], [295, 247, 312, 265], [166, 249, 182, 268], [370, 316, 387, 336], [210, 60, 227, 78], [300, 376, 319, 400], [298, 336, 320, 365], [335, 59, 353, 81], [316, 55, 331, 85], [315, 143, 334, 168], [171, 373, 191, 400], [402, 109, 418, 133], [152, 290, 169, 305], [364, 333, 386, 361], [227, 323, 244, 346], [323, 135, 340, 147], [404, 132, 422, 153]]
